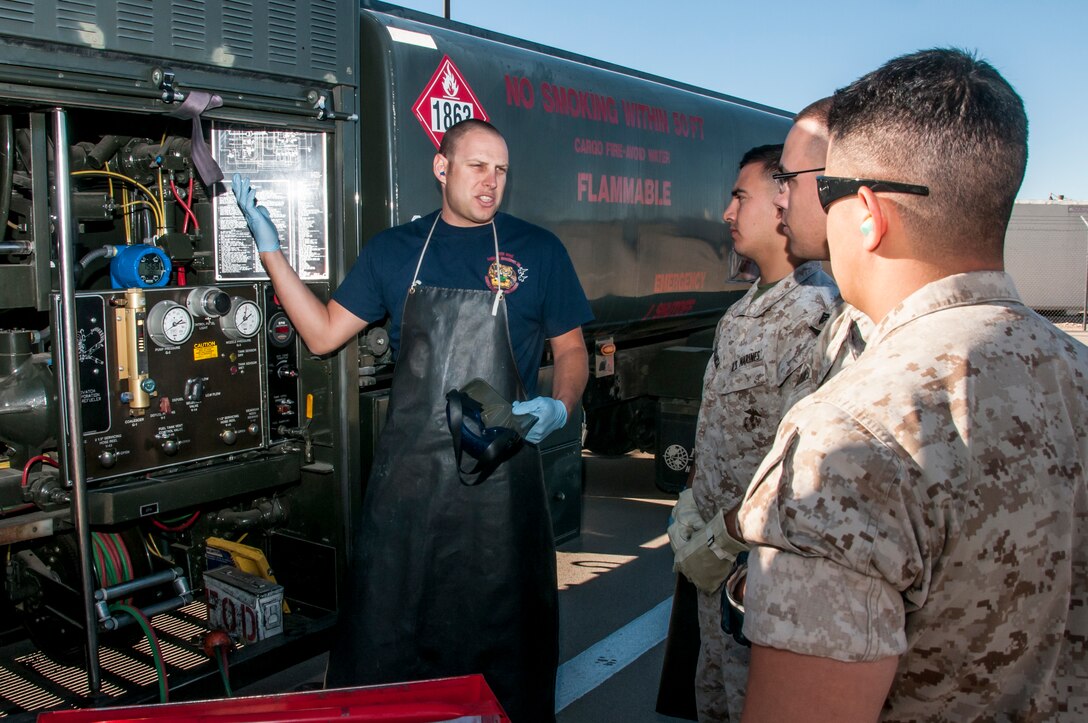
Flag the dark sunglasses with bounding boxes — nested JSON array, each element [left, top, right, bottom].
[[770, 167, 824, 193], [816, 175, 929, 211]]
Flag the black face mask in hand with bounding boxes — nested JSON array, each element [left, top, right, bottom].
[[445, 378, 537, 486]]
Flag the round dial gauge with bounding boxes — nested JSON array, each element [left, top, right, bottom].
[[221, 298, 262, 340], [147, 301, 194, 347]]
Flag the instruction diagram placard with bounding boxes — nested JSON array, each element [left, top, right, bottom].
[[212, 126, 329, 282]]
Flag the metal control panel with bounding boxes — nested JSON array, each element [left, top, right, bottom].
[[264, 286, 301, 441], [76, 283, 267, 481]]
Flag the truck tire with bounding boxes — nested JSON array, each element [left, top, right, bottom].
[[584, 398, 655, 456]]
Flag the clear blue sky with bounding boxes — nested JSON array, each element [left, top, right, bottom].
[[386, 0, 1086, 201]]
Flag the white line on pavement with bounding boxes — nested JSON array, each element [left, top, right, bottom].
[[555, 596, 673, 713]]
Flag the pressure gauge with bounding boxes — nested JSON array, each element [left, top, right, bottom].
[[146, 301, 194, 347], [220, 298, 262, 341]]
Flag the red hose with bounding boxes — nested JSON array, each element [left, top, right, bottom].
[[20, 454, 59, 488], [172, 177, 199, 233], [152, 510, 201, 532]]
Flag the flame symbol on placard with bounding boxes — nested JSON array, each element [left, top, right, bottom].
[[442, 68, 459, 97]]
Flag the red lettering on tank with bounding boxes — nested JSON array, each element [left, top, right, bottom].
[[542, 82, 556, 113], [647, 148, 670, 164], [540, 82, 618, 124], [504, 75, 534, 109], [672, 112, 705, 140], [653, 272, 707, 293], [577, 172, 593, 202], [642, 299, 698, 319], [596, 175, 610, 202], [621, 100, 670, 133], [574, 138, 603, 155], [576, 173, 671, 206]]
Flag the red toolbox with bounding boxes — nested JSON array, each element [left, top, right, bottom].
[[36, 674, 509, 722]]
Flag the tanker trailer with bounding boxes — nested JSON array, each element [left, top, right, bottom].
[[0, 0, 790, 716], [356, 2, 791, 497]]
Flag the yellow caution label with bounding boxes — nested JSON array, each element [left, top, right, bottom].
[[193, 341, 218, 361]]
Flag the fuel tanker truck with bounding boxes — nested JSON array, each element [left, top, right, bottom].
[[0, 0, 789, 715]]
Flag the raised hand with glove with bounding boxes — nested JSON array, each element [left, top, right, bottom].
[[511, 397, 567, 444], [231, 173, 282, 253]]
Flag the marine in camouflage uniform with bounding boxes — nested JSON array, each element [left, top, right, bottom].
[[783, 298, 871, 411], [738, 271, 1088, 720], [691, 258, 836, 722]]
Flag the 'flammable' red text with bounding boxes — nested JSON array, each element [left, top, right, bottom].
[[577, 173, 671, 206]]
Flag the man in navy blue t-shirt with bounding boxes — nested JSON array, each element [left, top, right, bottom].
[[333, 209, 590, 397], [233, 119, 591, 721]]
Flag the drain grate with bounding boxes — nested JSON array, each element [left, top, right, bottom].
[[0, 601, 234, 718], [0, 665, 67, 715]]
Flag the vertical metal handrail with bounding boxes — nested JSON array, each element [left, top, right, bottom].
[[51, 108, 101, 693]]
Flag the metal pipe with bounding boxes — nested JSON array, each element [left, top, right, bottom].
[[29, 115, 51, 311], [0, 115, 12, 235], [94, 567, 187, 603], [51, 108, 101, 694], [97, 594, 196, 632]]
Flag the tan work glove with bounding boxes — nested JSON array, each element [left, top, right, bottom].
[[672, 509, 749, 593], [667, 488, 706, 554]]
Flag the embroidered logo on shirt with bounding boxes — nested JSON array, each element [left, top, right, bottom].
[[730, 350, 762, 372], [486, 252, 528, 294]]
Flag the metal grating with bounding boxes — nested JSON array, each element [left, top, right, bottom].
[[171, 0, 207, 52], [222, 0, 255, 61], [0, 602, 230, 718], [16, 652, 126, 698], [56, 0, 98, 37], [268, 0, 297, 66], [153, 608, 210, 640], [310, 0, 339, 72], [0, 0, 349, 84], [0, 0, 35, 28], [99, 649, 158, 687], [117, 0, 154, 45], [0, 665, 67, 714], [154, 638, 210, 672]]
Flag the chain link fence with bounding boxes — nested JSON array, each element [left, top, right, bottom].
[[1004, 202, 1088, 331]]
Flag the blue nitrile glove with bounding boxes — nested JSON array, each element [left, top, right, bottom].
[[512, 397, 567, 444], [231, 173, 281, 253]]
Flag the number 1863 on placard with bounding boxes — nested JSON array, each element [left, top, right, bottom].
[[431, 99, 475, 132]]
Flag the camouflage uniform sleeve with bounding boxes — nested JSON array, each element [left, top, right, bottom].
[[737, 398, 923, 662]]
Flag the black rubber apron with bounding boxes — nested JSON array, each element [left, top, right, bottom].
[[327, 216, 559, 722]]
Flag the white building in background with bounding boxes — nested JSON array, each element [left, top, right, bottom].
[[1005, 200, 1088, 313]]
